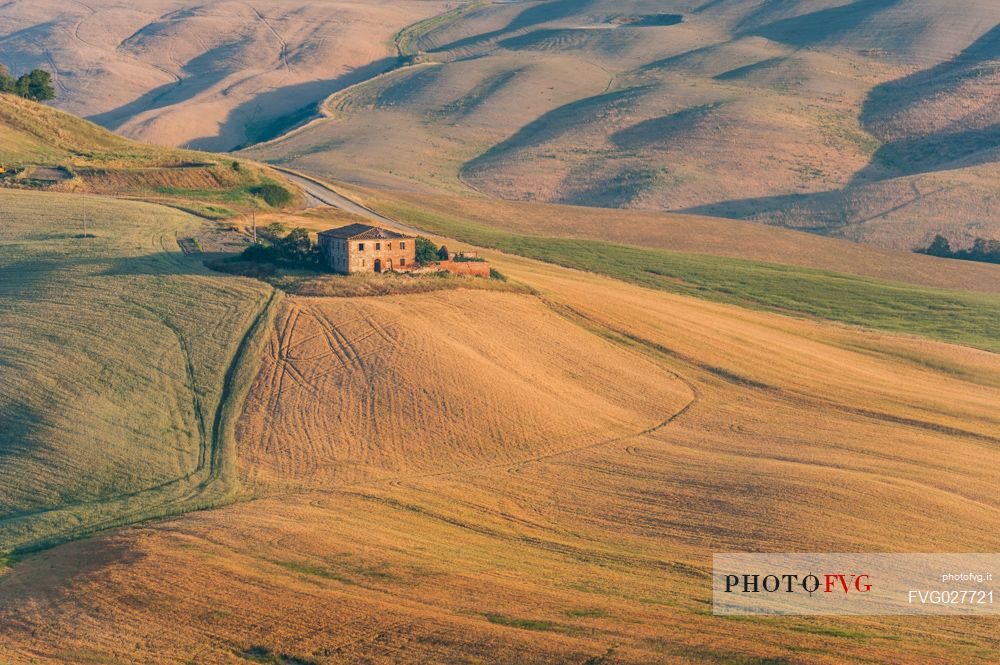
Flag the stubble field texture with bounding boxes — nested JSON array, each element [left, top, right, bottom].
[[2, 249, 999, 664], [1, 1, 1000, 664]]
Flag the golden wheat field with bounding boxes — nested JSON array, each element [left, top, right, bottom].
[[3, 2, 1000, 663], [237, 292, 692, 491], [2, 249, 999, 664]]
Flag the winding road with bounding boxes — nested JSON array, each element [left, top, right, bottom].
[[274, 167, 425, 236]]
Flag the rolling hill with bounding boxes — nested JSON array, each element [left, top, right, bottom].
[[8, 0, 1000, 249], [2, 249, 999, 663], [0, 0, 452, 150], [1, 7, 1000, 665], [0, 93, 297, 217], [236, 0, 1000, 251]]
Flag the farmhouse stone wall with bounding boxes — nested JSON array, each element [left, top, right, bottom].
[[434, 260, 491, 278]]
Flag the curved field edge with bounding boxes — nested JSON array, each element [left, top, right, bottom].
[[0, 190, 279, 554], [394, 1, 490, 57], [1, 292, 279, 555], [358, 196, 1000, 353]]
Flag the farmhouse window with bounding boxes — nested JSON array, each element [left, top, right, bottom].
[[400, 258, 406, 266], [376, 242, 381, 251], [400, 242, 406, 249], [358, 243, 365, 251], [387, 243, 392, 250]]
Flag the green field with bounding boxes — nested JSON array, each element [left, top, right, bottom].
[[375, 201, 1000, 353], [0, 189, 275, 553], [0, 94, 296, 213]]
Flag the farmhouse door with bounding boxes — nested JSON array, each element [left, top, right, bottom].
[[374, 259, 382, 273]]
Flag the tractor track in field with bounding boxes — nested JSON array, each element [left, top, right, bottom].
[[556, 301, 1000, 447], [250, 283, 1000, 527], [245, 291, 702, 512], [244, 2, 290, 74]]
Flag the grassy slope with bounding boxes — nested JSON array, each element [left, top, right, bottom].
[[0, 94, 295, 218], [0, 189, 273, 552], [364, 187, 1000, 294], [365, 196, 1000, 353], [0, 93, 173, 165]]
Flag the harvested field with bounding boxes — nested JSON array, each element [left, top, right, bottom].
[[73, 165, 241, 194], [2, 252, 998, 664], [237, 291, 692, 490]]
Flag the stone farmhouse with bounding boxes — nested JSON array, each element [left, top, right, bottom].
[[318, 224, 416, 274]]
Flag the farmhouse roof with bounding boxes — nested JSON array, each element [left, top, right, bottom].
[[318, 224, 411, 240]]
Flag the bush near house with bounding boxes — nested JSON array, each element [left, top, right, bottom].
[[240, 227, 321, 268], [414, 236, 440, 265]]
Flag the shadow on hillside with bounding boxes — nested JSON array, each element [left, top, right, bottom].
[[611, 103, 722, 149], [855, 23, 1000, 181], [854, 125, 1000, 182], [0, 535, 141, 596], [90, 36, 399, 151], [97, 250, 246, 278], [0, 257, 68, 305], [430, 0, 601, 54], [742, 0, 897, 45], [680, 19, 1000, 226], [679, 190, 846, 231], [189, 56, 402, 152], [87, 40, 247, 130], [0, 403, 46, 516], [461, 85, 653, 176]]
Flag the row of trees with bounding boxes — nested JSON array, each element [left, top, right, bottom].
[[917, 235, 1000, 265], [0, 66, 56, 102]]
